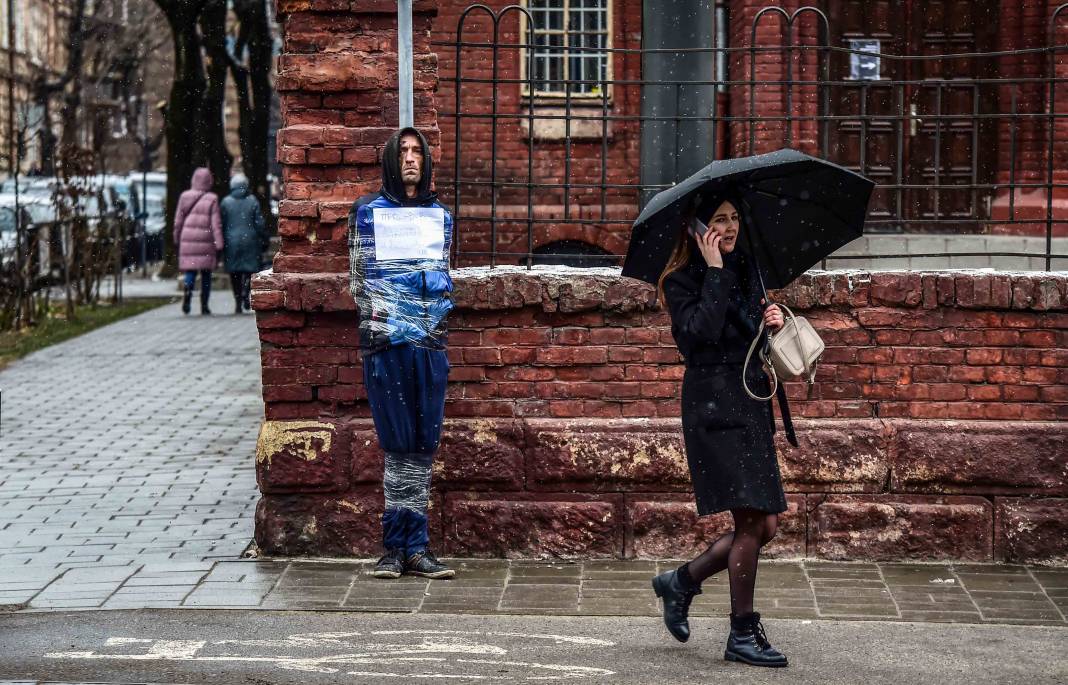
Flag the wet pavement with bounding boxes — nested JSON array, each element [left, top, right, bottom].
[[0, 291, 261, 610], [0, 281, 1065, 637], [0, 557, 1063, 626], [2, 610, 1066, 685]]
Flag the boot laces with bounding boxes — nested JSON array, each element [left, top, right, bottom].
[[678, 586, 700, 610], [753, 620, 771, 650]]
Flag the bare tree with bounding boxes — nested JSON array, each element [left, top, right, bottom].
[[152, 0, 236, 272], [228, 0, 274, 232], [32, 0, 90, 175], [197, 0, 234, 198], [151, 0, 210, 271]]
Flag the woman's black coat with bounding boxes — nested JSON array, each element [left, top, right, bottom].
[[662, 250, 788, 516]]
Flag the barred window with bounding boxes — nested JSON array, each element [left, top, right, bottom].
[[524, 0, 610, 97]]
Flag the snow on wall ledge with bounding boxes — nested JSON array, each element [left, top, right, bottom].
[[249, 268, 1068, 563]]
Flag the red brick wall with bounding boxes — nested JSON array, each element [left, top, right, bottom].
[[433, 0, 643, 262], [253, 268, 1068, 562], [273, 0, 442, 275], [987, 1, 1068, 235], [261, 0, 1068, 563], [256, 269, 1068, 423], [728, 0, 823, 157]]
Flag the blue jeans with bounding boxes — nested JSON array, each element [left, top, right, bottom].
[[183, 270, 212, 299], [363, 344, 449, 555]]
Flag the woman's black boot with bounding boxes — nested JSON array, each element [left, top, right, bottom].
[[724, 612, 787, 667], [651, 567, 701, 642]]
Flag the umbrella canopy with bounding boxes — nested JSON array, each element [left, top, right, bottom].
[[621, 148, 874, 290]]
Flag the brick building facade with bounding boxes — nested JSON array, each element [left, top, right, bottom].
[[427, 0, 1068, 262], [263, 0, 1068, 563]]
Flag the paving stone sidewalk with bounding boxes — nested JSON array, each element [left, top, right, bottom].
[[1, 557, 1064, 626], [0, 287, 1066, 629], [0, 291, 262, 608]]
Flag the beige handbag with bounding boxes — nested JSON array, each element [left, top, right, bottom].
[[743, 304, 824, 401]]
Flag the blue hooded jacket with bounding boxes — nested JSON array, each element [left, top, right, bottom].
[[347, 127, 454, 352]]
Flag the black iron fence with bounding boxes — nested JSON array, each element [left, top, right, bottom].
[[435, 3, 1068, 270]]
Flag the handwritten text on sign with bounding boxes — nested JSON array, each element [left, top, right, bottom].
[[373, 207, 446, 261]]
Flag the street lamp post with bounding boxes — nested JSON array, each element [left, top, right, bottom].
[[398, 0, 413, 128]]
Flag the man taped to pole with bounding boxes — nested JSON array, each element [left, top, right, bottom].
[[347, 127, 455, 580]]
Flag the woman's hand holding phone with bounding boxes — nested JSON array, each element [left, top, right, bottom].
[[695, 226, 724, 268]]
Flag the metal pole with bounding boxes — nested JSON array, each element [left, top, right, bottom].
[[140, 92, 148, 277], [398, 0, 414, 128], [7, 0, 25, 327], [640, 0, 716, 208]]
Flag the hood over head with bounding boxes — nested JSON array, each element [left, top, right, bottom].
[[190, 167, 213, 192], [230, 173, 250, 198], [381, 127, 435, 205]]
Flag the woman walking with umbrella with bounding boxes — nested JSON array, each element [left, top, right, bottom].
[[622, 149, 874, 668], [653, 195, 789, 667]]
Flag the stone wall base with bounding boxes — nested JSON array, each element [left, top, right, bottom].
[[254, 418, 1068, 563]]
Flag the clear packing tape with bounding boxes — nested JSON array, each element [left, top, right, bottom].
[[383, 452, 434, 514], [349, 206, 454, 350]]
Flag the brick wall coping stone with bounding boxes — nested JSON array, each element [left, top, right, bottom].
[[253, 267, 1068, 314]]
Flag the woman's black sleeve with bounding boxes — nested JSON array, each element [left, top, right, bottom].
[[663, 267, 737, 345]]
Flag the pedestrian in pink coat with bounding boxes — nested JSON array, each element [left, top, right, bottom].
[[174, 167, 224, 315]]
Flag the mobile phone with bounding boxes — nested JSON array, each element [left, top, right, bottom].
[[691, 217, 709, 238]]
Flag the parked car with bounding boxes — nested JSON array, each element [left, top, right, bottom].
[[0, 194, 60, 279], [0, 177, 54, 199], [126, 172, 167, 208]]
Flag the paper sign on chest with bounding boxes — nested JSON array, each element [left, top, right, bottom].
[[372, 207, 446, 261]]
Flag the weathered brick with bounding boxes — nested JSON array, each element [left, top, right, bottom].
[[810, 495, 993, 561]]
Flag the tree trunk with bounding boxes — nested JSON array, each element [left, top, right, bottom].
[[231, 0, 274, 234], [198, 0, 233, 198], [58, 0, 89, 153], [155, 0, 208, 274]]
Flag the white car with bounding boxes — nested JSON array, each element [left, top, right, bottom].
[[0, 194, 57, 273]]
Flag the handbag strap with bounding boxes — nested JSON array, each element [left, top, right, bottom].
[[738, 305, 799, 447], [743, 318, 777, 402]]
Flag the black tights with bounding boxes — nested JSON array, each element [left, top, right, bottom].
[[685, 509, 777, 616]]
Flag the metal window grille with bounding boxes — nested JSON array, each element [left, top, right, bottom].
[[524, 0, 610, 96], [440, 4, 1068, 271]]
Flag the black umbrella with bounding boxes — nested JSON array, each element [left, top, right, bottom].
[[621, 148, 874, 291]]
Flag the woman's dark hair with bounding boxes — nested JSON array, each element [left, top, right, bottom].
[[657, 204, 695, 307], [657, 194, 731, 307]]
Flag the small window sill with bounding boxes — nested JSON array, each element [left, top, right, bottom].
[[519, 104, 614, 142]]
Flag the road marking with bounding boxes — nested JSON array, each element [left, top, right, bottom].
[[145, 641, 207, 658], [369, 630, 616, 646], [44, 630, 617, 680]]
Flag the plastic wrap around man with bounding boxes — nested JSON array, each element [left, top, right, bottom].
[[347, 127, 456, 580]]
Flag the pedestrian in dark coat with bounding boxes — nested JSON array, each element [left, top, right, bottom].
[[650, 196, 791, 668], [220, 173, 267, 314], [174, 167, 223, 315]]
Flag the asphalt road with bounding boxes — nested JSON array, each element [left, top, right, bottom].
[[1, 610, 1066, 684]]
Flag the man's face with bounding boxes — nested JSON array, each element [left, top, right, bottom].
[[399, 133, 423, 186]]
